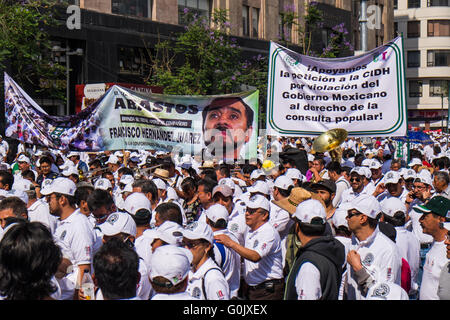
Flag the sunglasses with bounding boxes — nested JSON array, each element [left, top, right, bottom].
[[350, 177, 362, 182], [346, 210, 362, 219]]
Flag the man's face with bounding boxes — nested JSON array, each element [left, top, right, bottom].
[[386, 182, 402, 197], [104, 174, 115, 189], [0, 208, 16, 229], [198, 185, 212, 206], [203, 99, 252, 154], [433, 177, 447, 193], [245, 207, 267, 231], [390, 162, 401, 171], [370, 168, 382, 180], [92, 205, 114, 225], [350, 174, 364, 192], [314, 188, 333, 207], [40, 162, 51, 175], [312, 160, 324, 172], [213, 193, 233, 214], [413, 182, 428, 199], [47, 194, 62, 217], [419, 212, 441, 236], [18, 161, 30, 172]]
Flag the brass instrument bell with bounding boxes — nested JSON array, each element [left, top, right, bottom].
[[312, 129, 348, 153]]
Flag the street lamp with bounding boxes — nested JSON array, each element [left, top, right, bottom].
[[52, 45, 83, 116]]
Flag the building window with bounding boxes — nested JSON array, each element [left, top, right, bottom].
[[430, 80, 450, 96], [408, 0, 421, 8], [409, 80, 423, 97], [394, 0, 398, 10], [112, 0, 150, 18], [252, 7, 259, 38], [242, 5, 250, 36], [118, 47, 150, 76], [178, 0, 211, 25], [428, 0, 450, 7], [407, 21, 421, 38], [408, 51, 421, 67], [428, 20, 450, 37], [428, 50, 450, 66]]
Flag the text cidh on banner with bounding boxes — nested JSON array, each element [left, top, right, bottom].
[[266, 36, 407, 138]]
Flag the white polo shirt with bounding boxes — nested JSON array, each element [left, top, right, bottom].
[[346, 226, 402, 300], [269, 201, 294, 268], [295, 263, 322, 300], [27, 198, 58, 235], [407, 203, 434, 244], [186, 257, 230, 300], [244, 221, 284, 286], [394, 226, 421, 293], [212, 229, 241, 298], [419, 240, 448, 300], [340, 186, 372, 205], [227, 204, 247, 246]]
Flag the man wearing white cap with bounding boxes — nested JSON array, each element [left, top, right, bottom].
[[345, 194, 402, 300], [106, 155, 121, 180], [340, 167, 372, 205], [150, 245, 199, 300], [97, 211, 152, 300], [408, 157, 423, 174], [380, 197, 420, 297], [284, 199, 345, 300], [374, 170, 409, 203], [270, 175, 295, 268], [182, 221, 230, 300], [205, 203, 240, 299], [215, 194, 284, 300], [41, 177, 96, 300]]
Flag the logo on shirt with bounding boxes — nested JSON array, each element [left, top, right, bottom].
[[192, 287, 201, 299], [362, 253, 374, 267], [386, 172, 394, 179], [217, 290, 225, 300], [371, 283, 390, 299], [60, 230, 67, 241], [253, 239, 259, 249], [229, 223, 239, 233]]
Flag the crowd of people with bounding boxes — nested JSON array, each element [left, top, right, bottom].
[[0, 131, 448, 301]]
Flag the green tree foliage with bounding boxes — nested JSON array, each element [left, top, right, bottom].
[[146, 9, 267, 99], [0, 0, 66, 99]]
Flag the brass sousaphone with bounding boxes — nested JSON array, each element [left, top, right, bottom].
[[312, 128, 348, 162]]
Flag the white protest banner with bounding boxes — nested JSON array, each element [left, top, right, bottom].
[[4, 73, 259, 161], [266, 36, 407, 137]]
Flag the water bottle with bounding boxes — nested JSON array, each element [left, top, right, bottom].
[[81, 269, 95, 300]]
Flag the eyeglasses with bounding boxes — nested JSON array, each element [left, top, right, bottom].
[[413, 185, 426, 190], [346, 210, 362, 219]]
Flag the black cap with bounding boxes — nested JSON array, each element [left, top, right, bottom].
[[310, 179, 336, 194]]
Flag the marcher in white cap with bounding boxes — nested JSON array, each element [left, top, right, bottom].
[[408, 157, 423, 173], [215, 194, 284, 300], [340, 167, 372, 205], [150, 245, 198, 300], [270, 175, 295, 268], [380, 197, 420, 297], [375, 170, 409, 203], [204, 203, 241, 299], [285, 168, 304, 187], [97, 211, 152, 301], [182, 221, 230, 300], [41, 177, 95, 300], [284, 199, 345, 300], [93, 177, 112, 193], [151, 220, 184, 253], [345, 194, 402, 300]]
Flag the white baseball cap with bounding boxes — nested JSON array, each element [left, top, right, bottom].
[[250, 169, 266, 180], [246, 194, 270, 211], [408, 158, 422, 167], [98, 212, 137, 237], [123, 192, 151, 215], [443, 222, 450, 232], [369, 159, 382, 169], [274, 175, 294, 191], [218, 177, 235, 190], [212, 185, 233, 198], [248, 180, 270, 195], [106, 155, 120, 165], [155, 221, 184, 245], [307, 154, 314, 162], [120, 174, 134, 185], [366, 282, 409, 300], [114, 151, 124, 157], [152, 178, 167, 190], [6, 190, 28, 204], [361, 158, 372, 167], [285, 168, 303, 181], [380, 197, 406, 217], [120, 183, 133, 194], [40, 177, 77, 196], [62, 165, 78, 177], [149, 245, 193, 286], [67, 151, 80, 158], [94, 178, 112, 190], [402, 168, 416, 180], [292, 199, 326, 224], [415, 171, 432, 186], [205, 203, 229, 223], [182, 221, 214, 244], [350, 167, 367, 178], [349, 194, 381, 219], [384, 171, 401, 185], [332, 202, 351, 229], [17, 154, 30, 164]]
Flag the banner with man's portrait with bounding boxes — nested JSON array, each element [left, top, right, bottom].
[[4, 73, 259, 160]]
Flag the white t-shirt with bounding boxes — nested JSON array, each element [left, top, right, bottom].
[[419, 240, 449, 300], [186, 258, 230, 300], [295, 262, 322, 300], [243, 222, 284, 286]]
